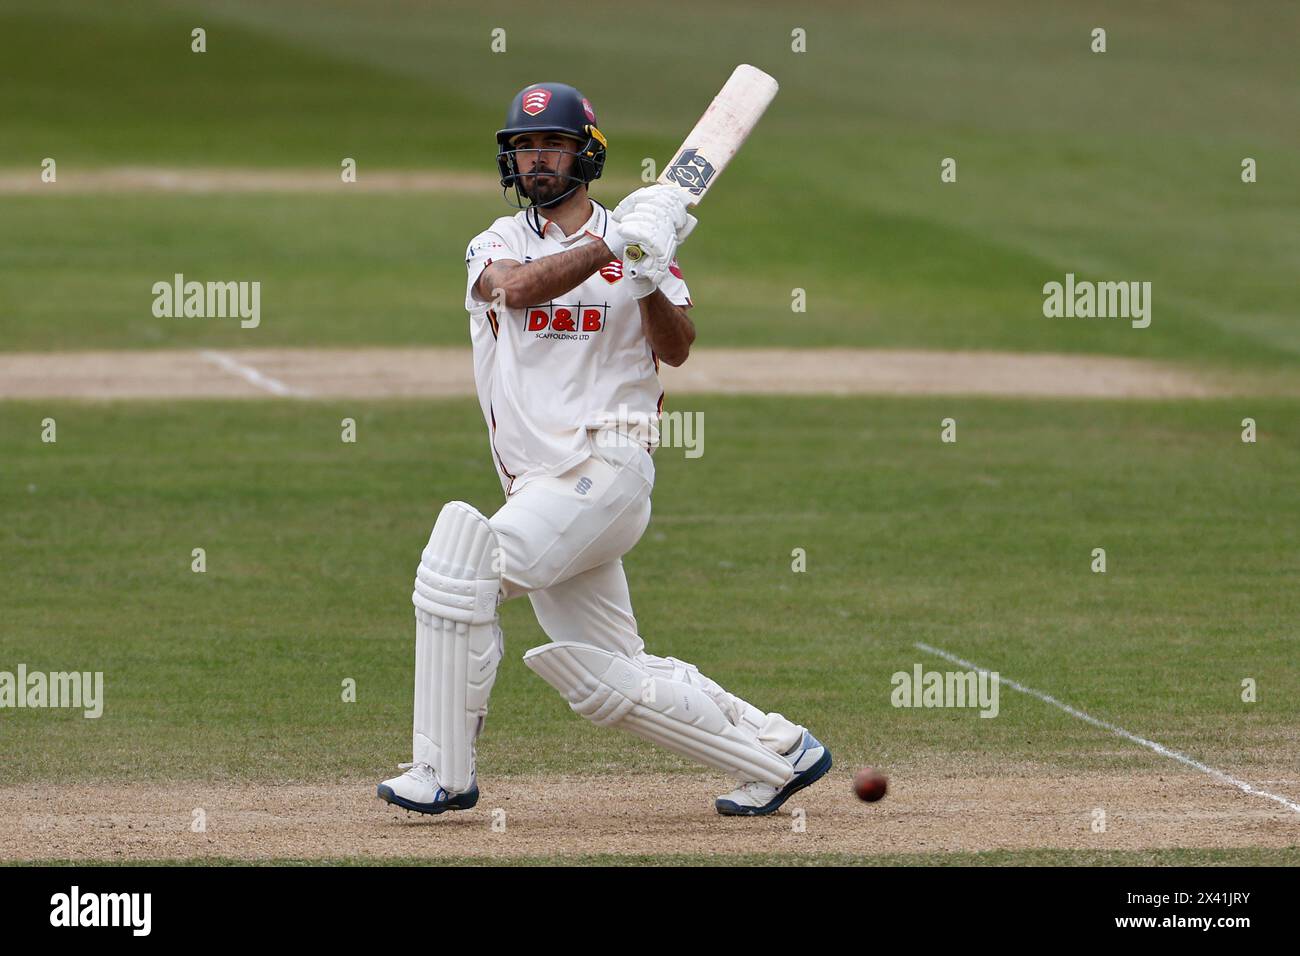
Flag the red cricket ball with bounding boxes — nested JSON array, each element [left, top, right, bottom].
[[853, 767, 888, 802]]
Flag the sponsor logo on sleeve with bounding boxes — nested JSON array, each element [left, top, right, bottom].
[[467, 237, 506, 263]]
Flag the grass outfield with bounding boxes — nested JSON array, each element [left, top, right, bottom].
[[1, 0, 1297, 364], [1, 190, 1282, 365], [13, 850, 1299, 867], [2, 395, 1296, 784]]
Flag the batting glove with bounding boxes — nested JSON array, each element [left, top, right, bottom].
[[617, 218, 672, 298], [613, 184, 699, 244]]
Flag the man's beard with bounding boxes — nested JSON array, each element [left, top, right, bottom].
[[521, 169, 571, 205]]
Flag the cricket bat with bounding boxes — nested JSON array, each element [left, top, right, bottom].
[[624, 64, 779, 276]]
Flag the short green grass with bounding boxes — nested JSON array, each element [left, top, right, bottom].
[[2, 396, 1296, 784], [0, 0, 1297, 364]]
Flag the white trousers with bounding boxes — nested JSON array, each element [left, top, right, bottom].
[[486, 430, 803, 760]]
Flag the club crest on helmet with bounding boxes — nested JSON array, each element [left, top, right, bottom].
[[521, 88, 552, 116]]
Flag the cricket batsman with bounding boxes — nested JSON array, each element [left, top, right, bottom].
[[378, 81, 831, 817]]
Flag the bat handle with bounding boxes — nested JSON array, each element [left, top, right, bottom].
[[624, 242, 644, 279]]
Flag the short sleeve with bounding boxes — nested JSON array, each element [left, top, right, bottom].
[[657, 256, 693, 307], [465, 223, 523, 311]]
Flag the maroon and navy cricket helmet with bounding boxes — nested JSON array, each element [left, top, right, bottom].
[[496, 82, 607, 205]]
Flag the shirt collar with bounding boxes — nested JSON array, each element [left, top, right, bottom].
[[536, 200, 607, 245]]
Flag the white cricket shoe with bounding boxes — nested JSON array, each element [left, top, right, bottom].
[[715, 730, 832, 816], [377, 762, 479, 815]]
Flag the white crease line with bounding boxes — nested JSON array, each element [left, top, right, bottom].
[[914, 641, 1300, 816], [198, 350, 306, 397]]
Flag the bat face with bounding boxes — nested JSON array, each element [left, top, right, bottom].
[[663, 148, 717, 195], [654, 64, 778, 206], [625, 64, 777, 272]]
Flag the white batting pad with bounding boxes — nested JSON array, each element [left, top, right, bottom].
[[410, 501, 502, 793], [523, 642, 794, 787]]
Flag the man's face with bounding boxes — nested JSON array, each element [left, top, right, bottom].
[[512, 132, 582, 204]]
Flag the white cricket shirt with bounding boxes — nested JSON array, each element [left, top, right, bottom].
[[463, 200, 692, 496]]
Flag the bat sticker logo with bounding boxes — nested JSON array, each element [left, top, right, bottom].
[[521, 88, 552, 116], [664, 148, 715, 194]]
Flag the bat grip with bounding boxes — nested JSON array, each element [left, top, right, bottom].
[[625, 243, 644, 262]]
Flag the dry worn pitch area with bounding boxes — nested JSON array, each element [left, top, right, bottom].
[[4, 767, 1297, 863]]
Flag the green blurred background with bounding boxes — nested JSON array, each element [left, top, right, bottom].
[[1, 0, 1297, 365]]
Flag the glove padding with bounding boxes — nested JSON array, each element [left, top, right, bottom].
[[612, 184, 698, 245], [616, 215, 674, 298], [619, 207, 679, 276], [602, 217, 635, 261], [626, 252, 669, 299]]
